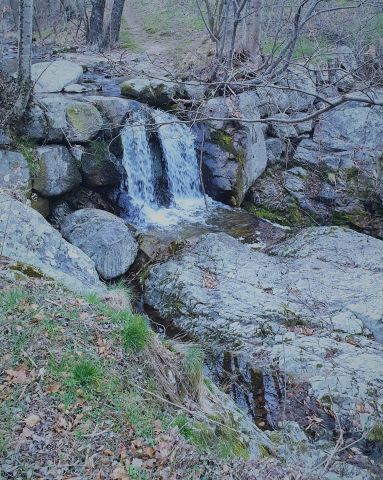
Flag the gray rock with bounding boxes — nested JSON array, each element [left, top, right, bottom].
[[26, 96, 104, 143], [120, 78, 186, 107], [0, 129, 11, 145], [269, 113, 298, 139], [80, 141, 124, 187], [84, 96, 140, 129], [265, 138, 284, 166], [0, 150, 31, 198], [61, 209, 138, 280], [200, 93, 267, 206], [329, 46, 357, 92], [0, 193, 103, 293], [145, 227, 383, 432], [31, 60, 83, 93], [33, 145, 82, 197]]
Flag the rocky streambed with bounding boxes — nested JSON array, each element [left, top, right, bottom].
[[1, 55, 383, 477]]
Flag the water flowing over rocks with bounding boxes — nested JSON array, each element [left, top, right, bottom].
[[31, 60, 83, 93], [61, 209, 138, 280], [145, 227, 383, 433], [0, 193, 103, 292]]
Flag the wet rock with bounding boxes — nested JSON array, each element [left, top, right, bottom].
[[63, 83, 101, 93], [33, 145, 82, 197], [49, 187, 116, 229], [31, 60, 83, 93], [61, 209, 138, 280], [84, 96, 141, 130], [120, 78, 186, 107], [0, 193, 103, 293], [199, 93, 267, 206], [0, 150, 31, 198], [145, 227, 383, 433], [80, 140, 124, 187]]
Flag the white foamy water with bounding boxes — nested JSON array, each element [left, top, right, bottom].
[[120, 108, 216, 228]]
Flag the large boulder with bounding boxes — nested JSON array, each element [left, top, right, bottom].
[[61, 209, 138, 280], [0, 150, 31, 198], [26, 96, 104, 143], [120, 78, 186, 107], [31, 60, 83, 93], [145, 227, 383, 432], [294, 97, 383, 206], [199, 93, 267, 206], [33, 145, 82, 197], [0, 193, 103, 293]]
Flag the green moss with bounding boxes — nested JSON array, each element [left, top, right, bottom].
[[211, 130, 236, 155], [259, 444, 272, 458], [10, 263, 44, 278], [367, 424, 383, 442]]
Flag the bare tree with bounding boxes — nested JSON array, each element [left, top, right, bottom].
[[87, 0, 106, 45], [103, 0, 126, 48], [18, 0, 34, 85], [244, 0, 264, 63]]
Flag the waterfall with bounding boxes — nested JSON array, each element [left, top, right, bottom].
[[153, 110, 202, 204], [120, 107, 208, 228]]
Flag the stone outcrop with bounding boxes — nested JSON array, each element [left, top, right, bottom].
[[31, 60, 83, 93], [0, 193, 103, 293], [145, 227, 383, 433], [61, 209, 138, 280]]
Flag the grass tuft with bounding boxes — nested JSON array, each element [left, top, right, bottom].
[[122, 314, 150, 352]]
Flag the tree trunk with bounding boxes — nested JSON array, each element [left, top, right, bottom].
[[87, 0, 106, 45], [103, 0, 126, 48], [18, 0, 34, 84], [244, 0, 264, 63]]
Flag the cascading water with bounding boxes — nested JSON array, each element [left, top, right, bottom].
[[120, 107, 211, 228]]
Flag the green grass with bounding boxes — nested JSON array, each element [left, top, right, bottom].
[[122, 314, 150, 352], [72, 359, 103, 387], [183, 345, 204, 395], [119, 18, 140, 51], [12, 137, 40, 176], [0, 288, 29, 314]]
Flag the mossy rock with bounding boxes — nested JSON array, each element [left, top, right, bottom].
[[66, 103, 103, 142]]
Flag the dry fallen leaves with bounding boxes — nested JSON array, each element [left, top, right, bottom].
[[6, 365, 36, 385]]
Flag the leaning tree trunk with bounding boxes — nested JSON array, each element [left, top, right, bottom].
[[244, 0, 264, 64], [87, 0, 106, 45], [103, 0, 126, 48], [18, 0, 34, 84]]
